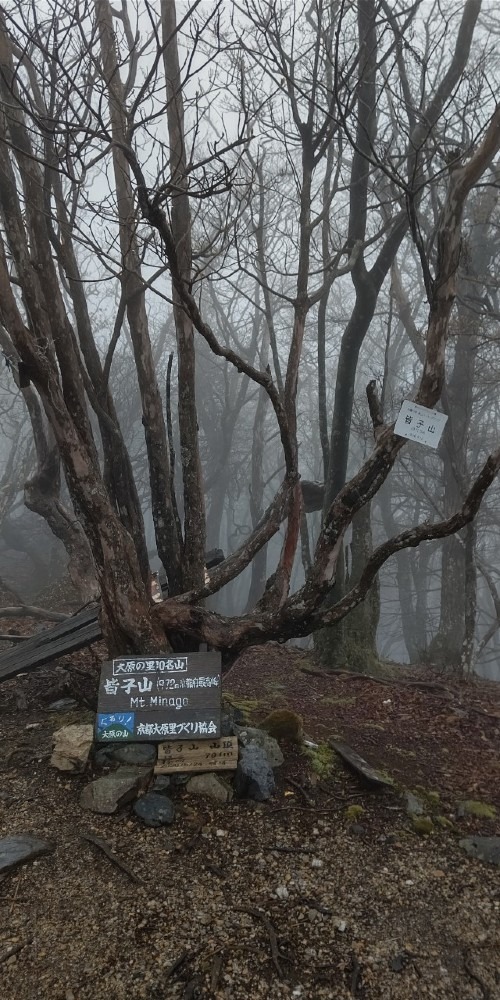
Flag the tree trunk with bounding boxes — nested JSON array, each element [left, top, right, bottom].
[[316, 502, 379, 671], [23, 392, 98, 603], [46, 169, 150, 586], [162, 0, 206, 590], [378, 483, 421, 662], [246, 380, 271, 610], [96, 0, 182, 593]]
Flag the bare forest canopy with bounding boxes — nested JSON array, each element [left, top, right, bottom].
[[0, 0, 499, 673]]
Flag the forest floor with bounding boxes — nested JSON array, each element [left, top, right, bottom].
[[0, 605, 499, 1000]]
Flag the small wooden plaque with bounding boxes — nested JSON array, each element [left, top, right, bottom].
[[155, 736, 238, 774]]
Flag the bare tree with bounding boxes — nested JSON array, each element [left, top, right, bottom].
[[0, 1, 498, 660]]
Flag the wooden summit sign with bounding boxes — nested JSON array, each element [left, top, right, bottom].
[[95, 652, 221, 742], [155, 737, 238, 774]]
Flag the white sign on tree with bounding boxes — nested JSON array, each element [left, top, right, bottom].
[[394, 400, 448, 449]]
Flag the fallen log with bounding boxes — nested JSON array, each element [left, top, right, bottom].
[[0, 606, 69, 622], [329, 740, 395, 788], [0, 549, 226, 684], [0, 604, 101, 683]]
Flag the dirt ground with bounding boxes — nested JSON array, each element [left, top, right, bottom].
[[0, 630, 500, 1000]]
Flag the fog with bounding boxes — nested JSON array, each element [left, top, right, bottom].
[[0, 0, 499, 677]]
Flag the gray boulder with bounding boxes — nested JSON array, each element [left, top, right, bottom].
[[459, 836, 500, 866], [234, 743, 276, 801], [235, 726, 284, 768], [221, 701, 246, 737], [47, 698, 78, 712], [94, 743, 157, 767], [405, 792, 424, 817], [151, 775, 171, 794], [169, 772, 190, 786], [80, 767, 152, 814], [0, 835, 55, 874], [133, 793, 175, 827], [186, 773, 233, 803]]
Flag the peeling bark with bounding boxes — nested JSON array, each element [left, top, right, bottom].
[[22, 394, 98, 603], [96, 0, 182, 593], [162, 0, 206, 591]]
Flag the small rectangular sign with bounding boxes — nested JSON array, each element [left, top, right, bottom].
[[155, 736, 239, 773], [394, 400, 447, 448], [95, 652, 221, 741]]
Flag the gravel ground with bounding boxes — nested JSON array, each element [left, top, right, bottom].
[[0, 702, 499, 1000]]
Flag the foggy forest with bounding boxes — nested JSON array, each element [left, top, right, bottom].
[[0, 0, 499, 673], [1, 4, 500, 1000]]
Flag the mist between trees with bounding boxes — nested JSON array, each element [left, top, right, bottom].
[[0, 0, 499, 676]]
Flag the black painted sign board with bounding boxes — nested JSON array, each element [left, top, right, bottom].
[[95, 652, 221, 742]]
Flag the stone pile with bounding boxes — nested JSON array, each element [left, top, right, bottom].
[[50, 705, 285, 827]]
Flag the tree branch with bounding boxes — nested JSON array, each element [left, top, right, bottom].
[[325, 447, 500, 628]]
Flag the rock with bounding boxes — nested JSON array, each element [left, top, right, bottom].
[[330, 741, 394, 788], [0, 835, 55, 874], [133, 793, 175, 827], [93, 747, 114, 767], [106, 743, 157, 766], [152, 775, 171, 794], [233, 743, 276, 801], [93, 743, 157, 768], [186, 773, 233, 803], [169, 773, 190, 786], [390, 952, 411, 973], [50, 724, 93, 773], [221, 711, 238, 738], [459, 836, 500, 866], [221, 700, 246, 736], [405, 792, 424, 816], [411, 816, 434, 835], [435, 815, 454, 829], [350, 823, 366, 836], [456, 800, 496, 819], [235, 726, 284, 768], [346, 804, 365, 821], [47, 698, 78, 712], [275, 885, 289, 900], [114, 765, 153, 785], [80, 767, 152, 814]]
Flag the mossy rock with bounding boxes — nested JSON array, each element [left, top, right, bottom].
[[303, 742, 335, 779], [457, 800, 496, 820], [411, 816, 434, 835], [345, 804, 365, 821], [413, 786, 441, 808], [435, 815, 454, 830], [374, 767, 396, 787], [427, 791, 441, 804]]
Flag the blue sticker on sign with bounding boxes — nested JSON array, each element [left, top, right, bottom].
[[97, 712, 135, 736]]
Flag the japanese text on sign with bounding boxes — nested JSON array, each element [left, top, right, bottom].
[[113, 657, 189, 674], [96, 652, 222, 742], [394, 400, 447, 449], [155, 737, 239, 774]]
